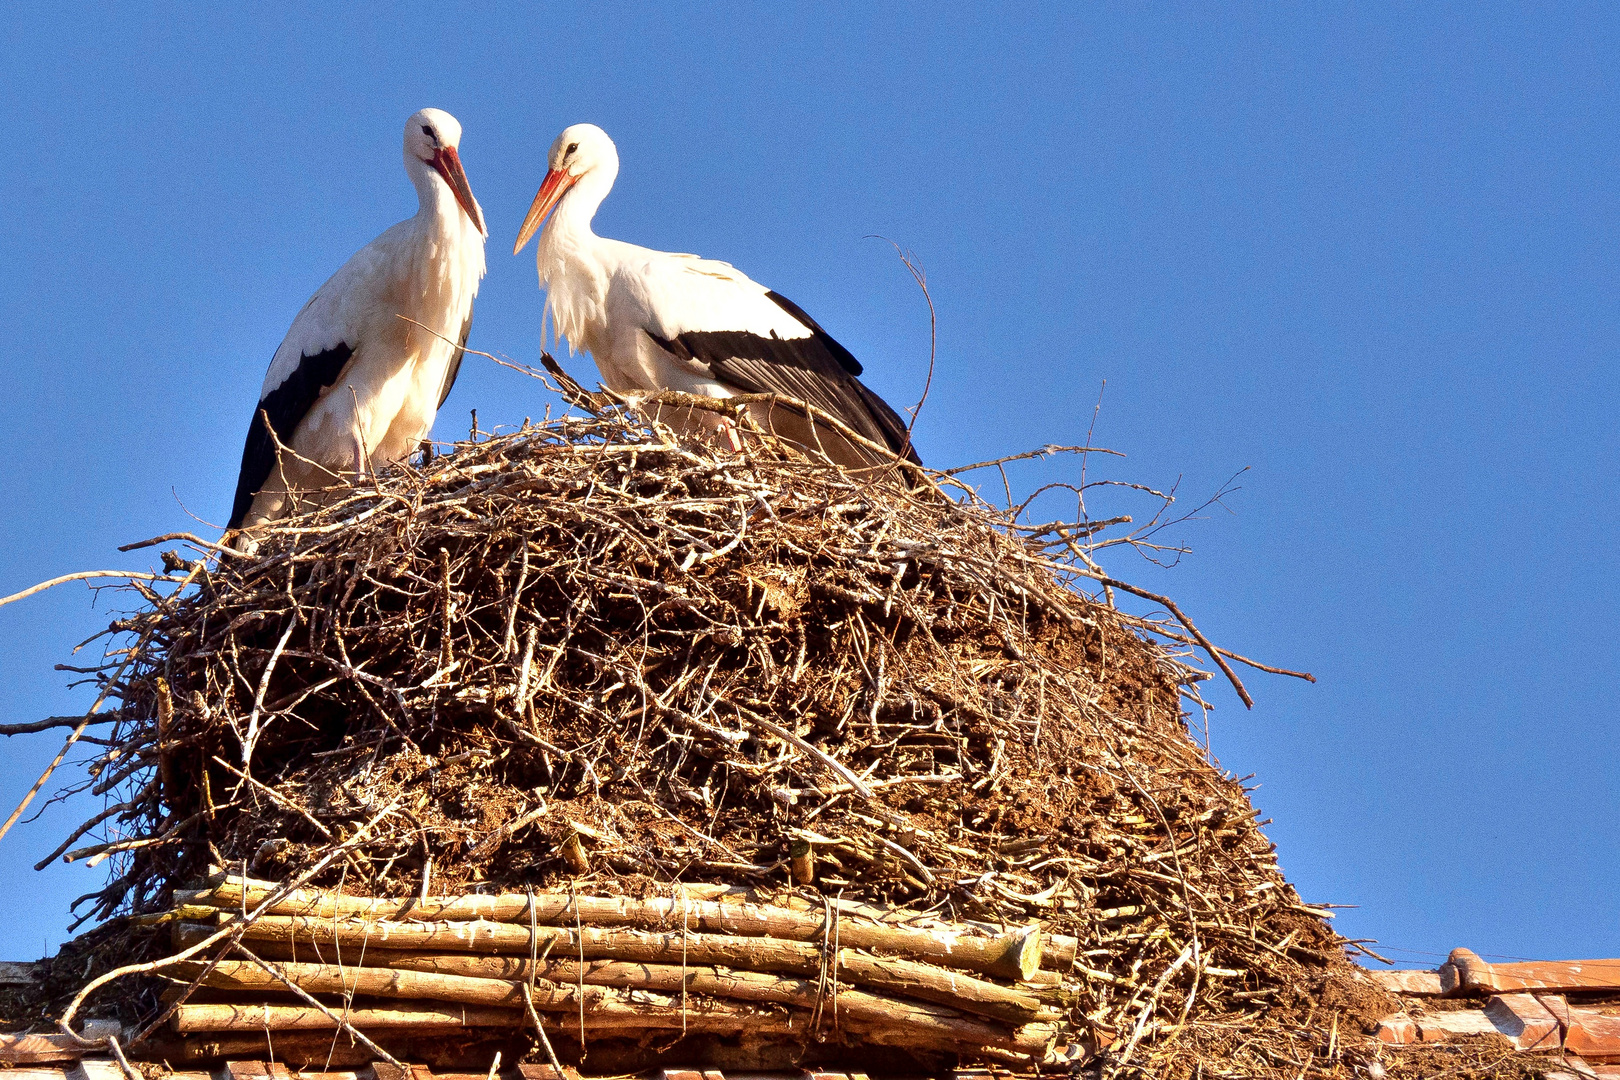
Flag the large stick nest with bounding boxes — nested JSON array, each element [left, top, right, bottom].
[[18, 395, 1395, 1076]]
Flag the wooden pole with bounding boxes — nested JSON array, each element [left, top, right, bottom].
[[129, 1030, 528, 1070], [395, 951, 1051, 1026], [170, 959, 1053, 1055], [179, 926, 1047, 1024], [183, 879, 1044, 981], [170, 1002, 789, 1036], [174, 1002, 523, 1033]]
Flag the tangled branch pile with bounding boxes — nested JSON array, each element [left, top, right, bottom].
[[16, 399, 1392, 1076]]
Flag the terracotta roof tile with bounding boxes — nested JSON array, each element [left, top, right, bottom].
[[1366, 968, 1444, 995], [1371, 963, 1620, 1076], [1483, 994, 1562, 1051], [1441, 948, 1620, 996], [1374, 1013, 1419, 1045], [1563, 1006, 1620, 1062], [0, 1021, 120, 1065]]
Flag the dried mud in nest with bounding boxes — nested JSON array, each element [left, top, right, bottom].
[[14, 406, 1402, 1077]]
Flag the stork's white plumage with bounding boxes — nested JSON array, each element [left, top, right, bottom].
[[512, 124, 920, 469], [228, 108, 488, 537]]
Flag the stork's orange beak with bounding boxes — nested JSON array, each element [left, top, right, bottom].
[[513, 168, 578, 255], [431, 147, 486, 236]]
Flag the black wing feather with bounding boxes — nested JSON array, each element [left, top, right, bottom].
[[646, 291, 919, 464], [763, 291, 863, 375], [227, 344, 354, 529], [437, 305, 474, 409]]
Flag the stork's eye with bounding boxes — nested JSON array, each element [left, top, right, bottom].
[[566, 142, 579, 156], [422, 126, 436, 140]]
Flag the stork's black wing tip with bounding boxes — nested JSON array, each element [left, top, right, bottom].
[[764, 291, 863, 376], [229, 342, 356, 532]]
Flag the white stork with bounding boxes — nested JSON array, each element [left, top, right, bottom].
[[511, 123, 920, 469], [228, 108, 488, 540]]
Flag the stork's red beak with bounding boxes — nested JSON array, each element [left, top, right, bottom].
[[513, 168, 578, 255], [431, 147, 486, 236]]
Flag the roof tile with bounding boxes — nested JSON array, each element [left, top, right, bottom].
[[1483, 994, 1562, 1051], [1442, 949, 1620, 996]]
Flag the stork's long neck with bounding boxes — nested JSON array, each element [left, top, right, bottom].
[[406, 157, 447, 224], [536, 163, 618, 353], [403, 154, 486, 279], [537, 166, 614, 281]]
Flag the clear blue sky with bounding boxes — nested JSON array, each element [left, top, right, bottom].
[[1, 4, 1615, 967]]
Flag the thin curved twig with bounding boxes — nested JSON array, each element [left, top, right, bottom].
[[0, 570, 185, 611]]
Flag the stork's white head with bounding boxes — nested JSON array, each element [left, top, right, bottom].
[[512, 123, 619, 255], [547, 123, 617, 179], [404, 108, 486, 236]]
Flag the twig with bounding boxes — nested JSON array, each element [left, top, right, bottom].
[[64, 796, 401, 1037], [867, 236, 935, 465], [1070, 570, 1256, 708], [233, 941, 404, 1068], [0, 715, 117, 737], [0, 569, 185, 610], [731, 701, 874, 799], [211, 756, 335, 840], [1112, 611, 1316, 684], [0, 556, 211, 846], [118, 531, 246, 558], [944, 444, 1124, 475], [521, 983, 567, 1078]]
